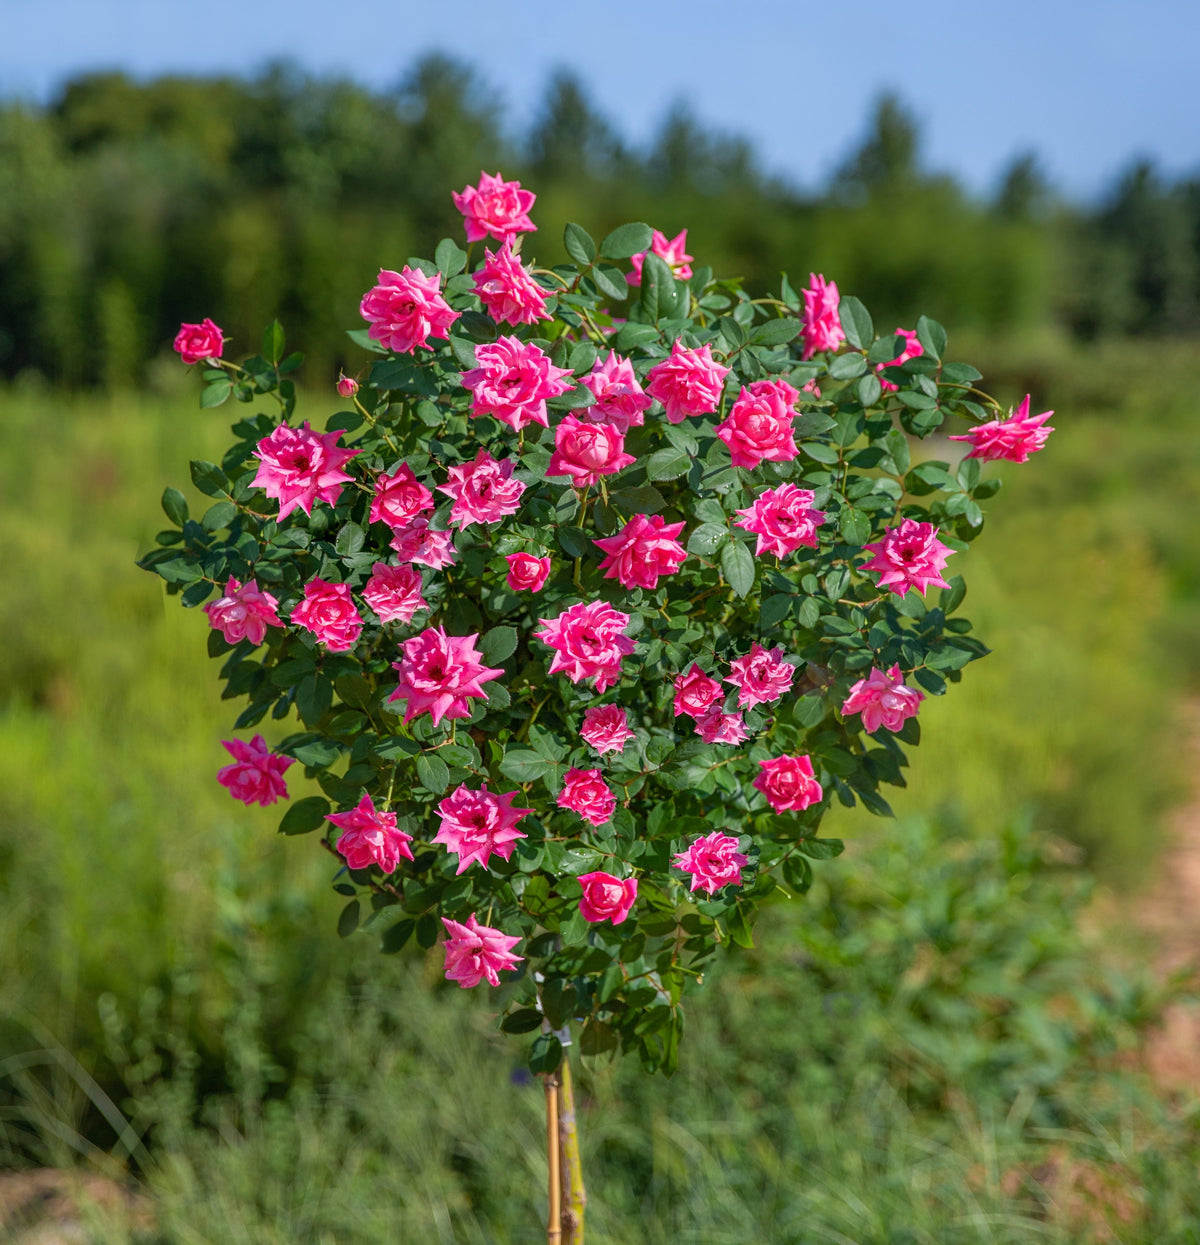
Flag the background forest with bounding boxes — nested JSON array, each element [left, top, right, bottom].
[[3, 57, 1200, 386], [3, 54, 1200, 1245]]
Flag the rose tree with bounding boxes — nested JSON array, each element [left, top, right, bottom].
[[144, 176, 1052, 1084]]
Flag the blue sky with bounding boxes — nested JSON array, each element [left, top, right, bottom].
[[3, 0, 1198, 198]]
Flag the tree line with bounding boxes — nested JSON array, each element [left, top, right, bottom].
[[1, 56, 1197, 386]]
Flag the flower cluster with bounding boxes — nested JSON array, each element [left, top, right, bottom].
[[148, 170, 1050, 1076]]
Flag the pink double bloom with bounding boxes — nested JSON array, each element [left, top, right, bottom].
[[441, 913, 523, 988], [462, 336, 574, 432], [842, 665, 924, 734], [434, 784, 531, 872], [359, 266, 459, 354], [861, 520, 954, 597], [452, 171, 536, 244], [388, 627, 503, 726], [329, 793, 414, 873], [252, 422, 360, 521], [204, 577, 283, 647], [716, 379, 800, 470], [673, 831, 748, 896], [217, 735, 293, 807], [536, 600, 637, 693], [594, 513, 687, 590]]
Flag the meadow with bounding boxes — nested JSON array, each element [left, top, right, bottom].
[[2, 333, 1200, 1241]]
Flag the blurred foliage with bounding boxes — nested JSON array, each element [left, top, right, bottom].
[[2, 61, 1198, 387]]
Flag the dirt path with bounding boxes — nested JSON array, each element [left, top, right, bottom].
[[1137, 700, 1200, 1089]]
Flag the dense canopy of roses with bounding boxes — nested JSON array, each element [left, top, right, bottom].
[[149, 186, 1042, 1077]]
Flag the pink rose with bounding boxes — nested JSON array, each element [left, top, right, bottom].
[[579, 704, 635, 756], [593, 513, 687, 590], [716, 379, 800, 470], [387, 626, 503, 725], [369, 464, 434, 529], [753, 754, 823, 813], [173, 318, 224, 365], [547, 416, 636, 488], [473, 241, 550, 326], [694, 707, 748, 746], [433, 784, 531, 873], [948, 395, 1055, 464], [328, 793, 414, 873], [557, 767, 617, 826], [861, 519, 954, 597], [204, 577, 284, 647], [291, 579, 364, 652], [842, 664, 924, 734], [217, 735, 293, 807], [362, 562, 427, 624], [627, 229, 694, 286], [579, 352, 652, 434], [735, 484, 826, 559], [673, 831, 748, 896], [536, 600, 637, 693], [336, 374, 360, 398], [390, 517, 457, 570], [251, 421, 360, 521], [461, 336, 573, 432], [441, 913, 523, 988], [673, 664, 723, 718], [876, 328, 923, 393], [359, 266, 460, 354], [505, 552, 551, 592], [577, 872, 638, 925], [437, 449, 526, 528], [725, 643, 796, 710], [452, 171, 537, 244], [644, 341, 730, 424], [800, 273, 845, 360]]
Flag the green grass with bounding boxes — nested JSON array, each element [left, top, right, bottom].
[[1, 342, 1199, 1240]]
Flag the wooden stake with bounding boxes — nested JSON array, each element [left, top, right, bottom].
[[545, 1071, 562, 1245], [558, 1054, 587, 1244]]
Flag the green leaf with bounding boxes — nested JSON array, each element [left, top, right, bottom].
[[337, 899, 361, 939], [449, 335, 477, 369], [885, 428, 911, 474], [202, 501, 237, 531], [828, 353, 867, 380], [749, 317, 802, 346], [200, 379, 233, 408], [796, 837, 845, 860], [802, 442, 840, 465], [856, 374, 883, 408], [593, 265, 629, 301], [640, 252, 675, 322], [721, 541, 755, 598], [296, 674, 333, 725], [838, 297, 873, 350], [161, 487, 188, 527], [838, 507, 871, 546], [189, 460, 227, 497], [614, 322, 660, 352], [499, 750, 556, 783], [916, 315, 947, 361], [568, 341, 598, 375], [381, 919, 414, 954], [278, 795, 331, 836], [346, 327, 388, 355], [563, 222, 597, 267], [686, 523, 728, 556], [599, 221, 653, 260], [480, 626, 518, 664], [760, 593, 794, 627], [263, 320, 285, 365], [415, 752, 450, 794], [501, 1008, 545, 1035], [528, 1033, 563, 1074], [611, 485, 666, 514], [647, 446, 692, 481], [335, 522, 365, 556], [434, 237, 468, 277]]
